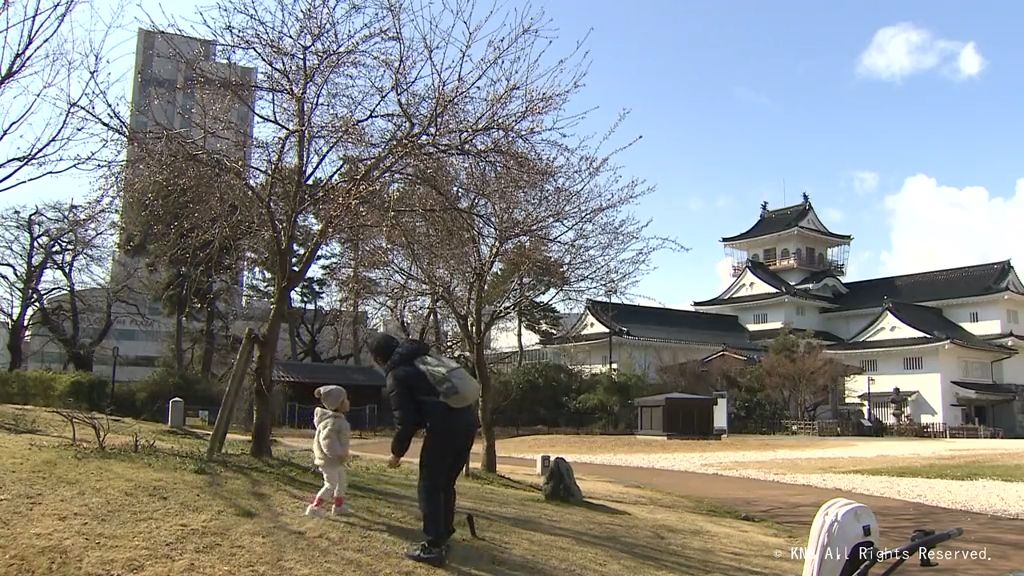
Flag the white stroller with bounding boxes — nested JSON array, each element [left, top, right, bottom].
[[802, 498, 963, 576]]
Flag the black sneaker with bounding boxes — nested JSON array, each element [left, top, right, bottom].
[[405, 542, 447, 567]]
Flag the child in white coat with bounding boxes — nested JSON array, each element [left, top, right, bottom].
[[305, 385, 352, 517]]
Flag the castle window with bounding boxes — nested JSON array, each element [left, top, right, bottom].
[[969, 311, 979, 323], [903, 356, 924, 371], [762, 247, 777, 264], [795, 306, 806, 317], [780, 248, 791, 260], [752, 312, 769, 324], [750, 253, 760, 262], [1009, 309, 1020, 325], [860, 359, 878, 373], [817, 253, 826, 267], [795, 248, 803, 263], [959, 359, 989, 380]]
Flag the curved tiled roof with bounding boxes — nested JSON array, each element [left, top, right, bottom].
[[826, 261, 1022, 313], [828, 301, 1014, 353], [721, 200, 852, 243], [542, 300, 757, 349], [694, 260, 835, 307]]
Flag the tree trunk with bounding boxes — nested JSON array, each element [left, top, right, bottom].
[[7, 319, 26, 371], [472, 343, 498, 473], [174, 299, 185, 373], [200, 301, 217, 379], [68, 349, 94, 372], [250, 294, 288, 458], [286, 298, 299, 361], [516, 314, 524, 368]]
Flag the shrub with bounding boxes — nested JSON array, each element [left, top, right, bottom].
[[129, 368, 225, 422], [0, 370, 108, 411]]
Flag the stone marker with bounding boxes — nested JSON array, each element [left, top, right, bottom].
[[537, 454, 551, 476], [168, 397, 185, 429]]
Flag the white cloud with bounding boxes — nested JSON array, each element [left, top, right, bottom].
[[958, 42, 986, 77], [687, 197, 705, 212], [857, 23, 986, 82], [821, 207, 845, 224], [879, 174, 1024, 276], [848, 171, 880, 195]]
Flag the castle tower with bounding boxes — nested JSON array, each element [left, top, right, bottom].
[[720, 194, 852, 285]]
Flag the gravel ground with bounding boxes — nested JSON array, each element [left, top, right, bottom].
[[505, 439, 1024, 519]]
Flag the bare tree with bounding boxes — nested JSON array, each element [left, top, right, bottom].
[[130, 0, 627, 457], [31, 195, 135, 372], [0, 0, 118, 193], [0, 205, 64, 370], [381, 142, 681, 471]]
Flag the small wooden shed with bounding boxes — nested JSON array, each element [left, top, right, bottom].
[[635, 392, 718, 439], [272, 361, 388, 429]]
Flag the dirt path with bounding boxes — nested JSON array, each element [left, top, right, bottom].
[[339, 437, 1024, 575]]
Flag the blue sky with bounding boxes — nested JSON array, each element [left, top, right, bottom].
[[6, 1, 1024, 312]]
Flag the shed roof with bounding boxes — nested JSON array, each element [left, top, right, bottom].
[[634, 392, 716, 405], [272, 361, 385, 388]]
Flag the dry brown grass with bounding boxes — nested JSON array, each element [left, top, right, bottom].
[[0, 405, 801, 576]]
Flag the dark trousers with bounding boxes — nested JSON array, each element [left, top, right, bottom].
[[418, 405, 477, 547]]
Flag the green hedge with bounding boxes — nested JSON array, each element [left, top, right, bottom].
[[113, 368, 225, 421], [0, 370, 109, 411]]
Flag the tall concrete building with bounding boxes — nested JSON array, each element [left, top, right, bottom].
[[113, 28, 255, 290]]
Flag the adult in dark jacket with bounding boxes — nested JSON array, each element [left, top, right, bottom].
[[369, 334, 478, 568]]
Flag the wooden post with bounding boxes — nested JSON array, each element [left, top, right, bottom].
[[207, 328, 256, 459]]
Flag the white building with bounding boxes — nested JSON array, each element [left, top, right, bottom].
[[544, 195, 1024, 435]]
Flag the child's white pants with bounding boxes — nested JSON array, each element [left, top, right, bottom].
[[315, 463, 347, 502]]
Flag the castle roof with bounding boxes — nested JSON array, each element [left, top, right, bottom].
[[721, 198, 852, 244]]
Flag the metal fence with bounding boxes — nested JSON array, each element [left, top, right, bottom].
[[745, 419, 1005, 439], [280, 402, 379, 431]]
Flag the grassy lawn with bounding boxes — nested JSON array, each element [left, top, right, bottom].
[[846, 461, 1024, 482], [0, 405, 800, 576]]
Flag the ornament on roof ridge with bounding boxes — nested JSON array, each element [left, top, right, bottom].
[[802, 191, 810, 203], [760, 201, 768, 216]]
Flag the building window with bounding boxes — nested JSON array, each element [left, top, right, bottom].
[[780, 248, 791, 260], [1008, 309, 1020, 325], [860, 359, 878, 373], [805, 247, 816, 264], [969, 311, 979, 323], [903, 356, 924, 371], [959, 359, 989, 381], [762, 247, 777, 264], [749, 253, 760, 262], [752, 312, 769, 324], [795, 306, 806, 317], [795, 248, 803, 263]]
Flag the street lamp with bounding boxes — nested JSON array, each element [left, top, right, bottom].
[[866, 376, 875, 422], [109, 346, 119, 411]]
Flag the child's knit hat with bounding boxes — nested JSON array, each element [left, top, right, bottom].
[[314, 385, 348, 411]]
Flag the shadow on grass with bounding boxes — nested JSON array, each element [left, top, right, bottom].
[[191, 451, 779, 575]]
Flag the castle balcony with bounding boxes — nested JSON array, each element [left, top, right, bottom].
[[727, 243, 850, 278], [731, 255, 846, 277]]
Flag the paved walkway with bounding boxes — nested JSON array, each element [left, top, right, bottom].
[[341, 438, 1024, 575]]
